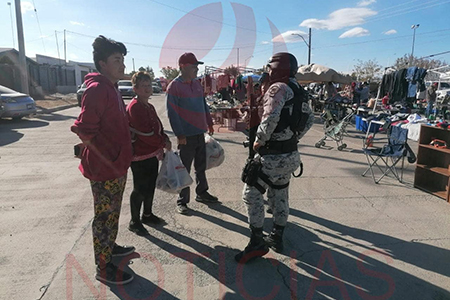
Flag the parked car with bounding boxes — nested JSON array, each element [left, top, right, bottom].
[[0, 101, 4, 118], [118, 80, 135, 99], [152, 82, 162, 93], [0, 85, 37, 120], [418, 81, 450, 101], [76, 82, 87, 107]]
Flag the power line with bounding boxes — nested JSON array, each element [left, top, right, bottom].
[[420, 50, 450, 59], [303, 0, 450, 40], [147, 0, 271, 35], [313, 28, 450, 50], [31, 0, 46, 53], [7, 2, 15, 48], [27, 32, 58, 43], [366, 0, 450, 23], [65, 30, 265, 51], [376, 0, 422, 13]]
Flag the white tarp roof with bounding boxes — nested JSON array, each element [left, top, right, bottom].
[[428, 65, 450, 80], [295, 63, 353, 84]]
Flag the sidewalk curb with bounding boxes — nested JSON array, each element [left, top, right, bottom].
[[36, 103, 78, 114]]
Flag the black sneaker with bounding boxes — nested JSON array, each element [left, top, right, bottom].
[[141, 213, 161, 225], [195, 192, 219, 203], [96, 263, 134, 285], [128, 222, 149, 237], [176, 204, 189, 214], [112, 243, 136, 257]]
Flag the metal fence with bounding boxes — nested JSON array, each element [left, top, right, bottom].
[[0, 63, 75, 95]]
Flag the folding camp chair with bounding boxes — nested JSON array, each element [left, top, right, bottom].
[[362, 125, 411, 184]]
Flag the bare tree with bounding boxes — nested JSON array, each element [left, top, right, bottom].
[[352, 59, 382, 82], [160, 66, 180, 81], [391, 54, 447, 80], [224, 65, 239, 78], [128, 66, 156, 80]]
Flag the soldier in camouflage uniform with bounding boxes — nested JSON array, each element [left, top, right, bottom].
[[236, 52, 314, 262]]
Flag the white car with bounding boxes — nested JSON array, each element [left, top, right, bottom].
[[419, 82, 450, 102], [118, 80, 135, 99]]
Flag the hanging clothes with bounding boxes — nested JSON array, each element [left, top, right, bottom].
[[392, 68, 408, 103], [414, 68, 428, 92], [406, 67, 418, 98], [217, 74, 230, 90]]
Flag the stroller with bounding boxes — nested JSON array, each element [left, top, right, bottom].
[[315, 95, 355, 151]]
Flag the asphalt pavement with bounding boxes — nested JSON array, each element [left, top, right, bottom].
[[0, 94, 449, 300]]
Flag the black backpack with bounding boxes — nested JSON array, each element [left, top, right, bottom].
[[274, 81, 310, 135]]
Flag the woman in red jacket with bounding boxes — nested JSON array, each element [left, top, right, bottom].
[[127, 71, 171, 236]]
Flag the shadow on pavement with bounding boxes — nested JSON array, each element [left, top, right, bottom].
[[142, 225, 297, 299], [34, 112, 77, 122], [108, 253, 181, 300], [0, 118, 49, 146], [283, 208, 450, 299], [96, 202, 449, 299]]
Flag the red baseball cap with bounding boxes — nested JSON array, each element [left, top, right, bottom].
[[178, 52, 204, 67]]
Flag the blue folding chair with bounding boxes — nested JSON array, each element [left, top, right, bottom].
[[362, 125, 414, 183]]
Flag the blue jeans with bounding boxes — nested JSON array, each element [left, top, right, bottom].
[[425, 101, 435, 118]]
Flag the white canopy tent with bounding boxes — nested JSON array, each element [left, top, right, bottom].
[[427, 65, 450, 83], [295, 63, 353, 84]]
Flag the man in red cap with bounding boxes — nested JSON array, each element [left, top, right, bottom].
[[166, 52, 218, 214]]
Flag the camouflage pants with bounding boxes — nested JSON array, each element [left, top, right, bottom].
[[90, 175, 127, 266], [242, 152, 300, 228]]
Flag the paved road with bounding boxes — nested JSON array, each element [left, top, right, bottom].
[[1, 94, 449, 300]]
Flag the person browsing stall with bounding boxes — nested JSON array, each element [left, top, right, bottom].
[[425, 82, 438, 118], [166, 52, 219, 214], [126, 71, 171, 236]]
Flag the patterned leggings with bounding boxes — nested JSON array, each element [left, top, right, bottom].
[[90, 175, 127, 266]]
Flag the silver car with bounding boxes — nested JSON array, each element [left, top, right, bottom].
[[0, 85, 37, 119], [118, 80, 135, 99]]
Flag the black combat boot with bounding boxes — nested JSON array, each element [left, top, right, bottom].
[[235, 226, 269, 263], [264, 224, 285, 253]]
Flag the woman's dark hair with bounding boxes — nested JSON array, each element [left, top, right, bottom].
[[92, 35, 127, 72]]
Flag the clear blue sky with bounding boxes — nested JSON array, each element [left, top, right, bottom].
[[1, 0, 449, 77]]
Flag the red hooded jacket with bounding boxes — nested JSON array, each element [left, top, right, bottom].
[[126, 98, 168, 158], [71, 73, 132, 181]]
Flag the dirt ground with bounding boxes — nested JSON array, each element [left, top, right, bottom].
[[34, 93, 78, 109]]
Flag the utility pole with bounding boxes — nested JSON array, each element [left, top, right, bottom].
[[132, 58, 135, 72], [237, 48, 239, 70], [14, 0, 29, 94], [308, 28, 312, 65], [55, 31, 61, 62], [8, 2, 15, 49], [64, 29, 67, 65]]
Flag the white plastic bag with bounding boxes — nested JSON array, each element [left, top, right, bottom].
[[156, 150, 193, 194], [205, 135, 225, 170]]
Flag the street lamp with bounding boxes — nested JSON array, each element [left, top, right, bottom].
[[291, 28, 312, 65], [410, 24, 420, 64]]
